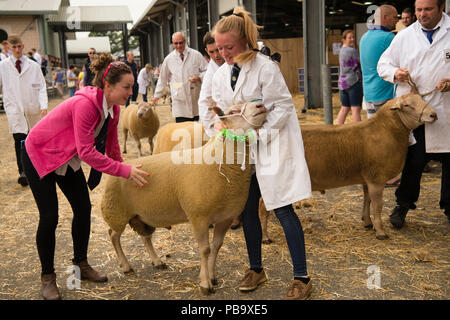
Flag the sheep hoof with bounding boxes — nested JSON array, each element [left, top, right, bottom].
[[211, 278, 218, 286], [376, 234, 389, 240], [123, 268, 135, 275], [200, 286, 214, 295], [364, 224, 373, 230], [262, 238, 273, 244], [154, 262, 167, 270]]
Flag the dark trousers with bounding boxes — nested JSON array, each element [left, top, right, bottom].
[[21, 146, 92, 275], [242, 174, 308, 277], [396, 125, 450, 211], [13, 133, 27, 174], [175, 116, 199, 123], [125, 83, 139, 107]]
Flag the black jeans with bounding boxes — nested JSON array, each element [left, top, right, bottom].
[[21, 146, 92, 275], [13, 133, 27, 174], [242, 174, 308, 277], [396, 125, 450, 211], [175, 116, 199, 123], [125, 83, 139, 107]]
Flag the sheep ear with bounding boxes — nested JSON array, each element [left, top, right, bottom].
[[390, 98, 402, 110]]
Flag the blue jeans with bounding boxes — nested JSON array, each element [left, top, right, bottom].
[[242, 174, 308, 277]]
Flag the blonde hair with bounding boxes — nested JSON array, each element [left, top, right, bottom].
[[212, 6, 262, 64]]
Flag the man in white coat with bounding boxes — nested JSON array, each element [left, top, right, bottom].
[[377, 0, 450, 228], [198, 31, 225, 138], [0, 35, 48, 186], [137, 64, 152, 102], [152, 32, 208, 123]]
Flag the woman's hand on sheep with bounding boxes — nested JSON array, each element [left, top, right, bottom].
[[128, 164, 150, 187]]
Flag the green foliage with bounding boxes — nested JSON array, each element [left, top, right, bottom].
[[88, 31, 139, 55]]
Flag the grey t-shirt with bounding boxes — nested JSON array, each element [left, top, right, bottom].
[[338, 46, 361, 90]]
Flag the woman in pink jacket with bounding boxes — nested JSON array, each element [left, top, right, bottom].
[[21, 53, 149, 300]]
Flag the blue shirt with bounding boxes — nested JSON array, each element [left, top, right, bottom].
[[359, 27, 395, 102]]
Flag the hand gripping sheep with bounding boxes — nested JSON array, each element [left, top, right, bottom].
[[101, 101, 267, 294], [121, 101, 160, 157], [260, 93, 437, 240]]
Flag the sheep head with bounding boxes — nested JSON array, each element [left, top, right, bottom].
[[390, 93, 437, 129], [210, 101, 267, 132], [136, 101, 154, 119]]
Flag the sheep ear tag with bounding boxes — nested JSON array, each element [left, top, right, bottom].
[[211, 106, 225, 116], [390, 99, 402, 110]]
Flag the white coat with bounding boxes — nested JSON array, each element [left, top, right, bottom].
[[154, 47, 208, 118], [0, 56, 48, 134], [212, 53, 312, 210], [199, 59, 221, 137], [137, 68, 151, 95], [377, 13, 450, 153]]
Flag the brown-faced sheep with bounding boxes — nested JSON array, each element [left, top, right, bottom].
[[121, 101, 160, 157], [101, 101, 267, 294]]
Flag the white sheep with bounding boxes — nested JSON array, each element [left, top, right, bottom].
[[101, 101, 267, 294], [121, 101, 160, 157], [152, 121, 208, 154]]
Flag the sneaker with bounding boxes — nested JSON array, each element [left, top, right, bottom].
[[286, 279, 312, 300], [390, 205, 409, 229], [18, 172, 28, 186], [239, 269, 267, 292]]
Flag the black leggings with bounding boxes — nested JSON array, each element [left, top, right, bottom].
[[21, 146, 92, 275]]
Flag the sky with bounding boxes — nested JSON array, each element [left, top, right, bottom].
[[70, 0, 153, 37]]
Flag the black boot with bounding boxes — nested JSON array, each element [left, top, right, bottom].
[[390, 205, 409, 229]]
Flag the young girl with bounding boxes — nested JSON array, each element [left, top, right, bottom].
[[211, 7, 313, 300], [22, 53, 149, 300]]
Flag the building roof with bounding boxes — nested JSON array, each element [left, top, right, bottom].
[[46, 4, 133, 32], [66, 37, 111, 54], [0, 0, 61, 14]]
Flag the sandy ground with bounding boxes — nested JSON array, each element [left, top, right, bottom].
[[0, 93, 448, 301]]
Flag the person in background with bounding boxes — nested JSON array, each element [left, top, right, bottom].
[[67, 65, 77, 97], [40, 54, 48, 76], [0, 35, 48, 186], [83, 48, 96, 87], [31, 48, 42, 66], [53, 67, 65, 98], [377, 0, 450, 228], [211, 7, 313, 299], [152, 32, 208, 123], [125, 51, 138, 107], [22, 52, 150, 300], [0, 40, 11, 60], [360, 4, 400, 188], [137, 63, 152, 102], [336, 30, 363, 124], [401, 7, 415, 28]]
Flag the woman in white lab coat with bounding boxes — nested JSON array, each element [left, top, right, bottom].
[[211, 7, 312, 300], [377, 1, 450, 227]]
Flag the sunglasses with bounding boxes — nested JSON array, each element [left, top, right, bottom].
[[103, 61, 123, 86], [88, 52, 95, 54]]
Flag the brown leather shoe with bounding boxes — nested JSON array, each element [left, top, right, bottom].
[[74, 260, 108, 283], [286, 279, 312, 300], [41, 273, 61, 300]]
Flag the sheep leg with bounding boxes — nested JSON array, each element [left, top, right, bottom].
[[123, 129, 128, 154], [140, 234, 167, 269], [149, 137, 154, 155], [362, 184, 373, 229], [108, 228, 134, 274], [134, 137, 143, 157], [208, 218, 233, 286], [367, 184, 389, 240], [191, 220, 214, 295], [259, 198, 273, 244]]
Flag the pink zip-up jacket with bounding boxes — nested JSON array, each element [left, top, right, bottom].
[[25, 86, 131, 179]]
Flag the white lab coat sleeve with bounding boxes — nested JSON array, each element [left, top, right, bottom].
[[199, 63, 219, 137], [198, 56, 208, 80], [257, 62, 294, 145], [153, 58, 170, 98], [377, 36, 402, 84], [39, 71, 48, 110]]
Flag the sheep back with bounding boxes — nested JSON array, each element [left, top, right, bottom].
[[153, 121, 207, 154]]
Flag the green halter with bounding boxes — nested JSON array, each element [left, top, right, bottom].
[[216, 129, 256, 144]]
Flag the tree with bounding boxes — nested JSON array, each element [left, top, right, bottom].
[[88, 31, 139, 55]]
